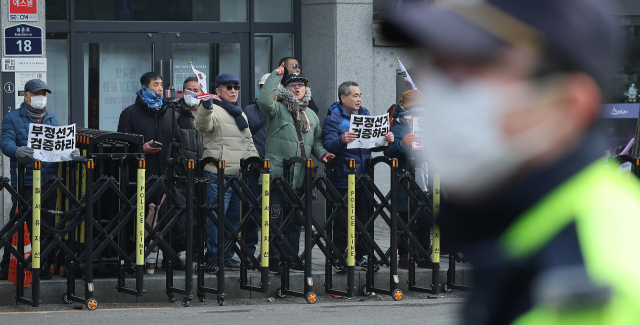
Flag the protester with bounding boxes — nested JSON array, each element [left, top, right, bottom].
[[384, 89, 431, 269], [175, 76, 204, 162], [384, 0, 640, 324], [257, 63, 334, 274], [195, 73, 259, 270], [278, 57, 319, 115], [322, 81, 393, 272], [241, 73, 272, 256], [0, 79, 79, 280]]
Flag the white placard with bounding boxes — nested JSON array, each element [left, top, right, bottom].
[[15, 71, 46, 108], [2, 58, 47, 72], [347, 114, 390, 149], [411, 116, 425, 150], [27, 123, 76, 162]]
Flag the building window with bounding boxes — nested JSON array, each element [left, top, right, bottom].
[[254, 0, 292, 23], [46, 34, 70, 124], [254, 33, 293, 89], [608, 18, 640, 104]]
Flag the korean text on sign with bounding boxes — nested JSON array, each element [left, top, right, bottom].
[[27, 124, 76, 162], [347, 114, 390, 149], [411, 116, 425, 150]]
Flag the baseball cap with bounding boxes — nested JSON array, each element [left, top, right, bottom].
[[24, 79, 51, 94], [282, 74, 309, 86], [382, 0, 622, 88], [258, 73, 270, 86]]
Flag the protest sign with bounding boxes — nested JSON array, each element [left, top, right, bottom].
[[347, 114, 390, 149], [411, 116, 425, 150], [27, 123, 76, 162]]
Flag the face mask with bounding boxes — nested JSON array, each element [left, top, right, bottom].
[[184, 95, 201, 108], [416, 68, 558, 203], [29, 95, 47, 109]]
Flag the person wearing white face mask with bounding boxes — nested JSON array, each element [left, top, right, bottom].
[[174, 76, 205, 162], [384, 0, 640, 324], [0, 79, 79, 280]]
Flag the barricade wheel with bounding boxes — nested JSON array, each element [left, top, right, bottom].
[[60, 265, 68, 277], [392, 289, 403, 301], [168, 293, 176, 303], [49, 263, 57, 276], [62, 293, 72, 304], [306, 292, 317, 304], [198, 292, 206, 302], [276, 287, 286, 298], [217, 297, 224, 306], [86, 298, 98, 311], [442, 283, 451, 293], [182, 297, 191, 307], [361, 284, 370, 296]]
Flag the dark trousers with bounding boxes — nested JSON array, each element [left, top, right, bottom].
[[269, 189, 303, 262], [398, 211, 431, 257], [332, 188, 370, 261], [1, 187, 56, 272], [244, 169, 262, 255]]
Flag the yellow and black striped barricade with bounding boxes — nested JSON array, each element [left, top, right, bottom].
[[269, 157, 317, 304], [353, 156, 403, 300], [309, 157, 356, 298], [0, 157, 40, 306], [237, 157, 270, 295]]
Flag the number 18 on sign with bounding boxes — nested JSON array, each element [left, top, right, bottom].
[[4, 24, 43, 56]]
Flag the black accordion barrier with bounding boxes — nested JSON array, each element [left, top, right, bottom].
[[0, 128, 467, 309]]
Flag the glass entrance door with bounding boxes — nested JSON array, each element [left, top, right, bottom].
[[70, 32, 247, 129]]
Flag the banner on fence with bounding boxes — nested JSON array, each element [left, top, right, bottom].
[[27, 123, 76, 162], [347, 114, 390, 149]]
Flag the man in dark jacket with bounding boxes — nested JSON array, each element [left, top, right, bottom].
[[0, 79, 78, 280], [278, 57, 319, 115], [322, 81, 393, 272], [384, 89, 431, 269], [117, 71, 181, 181], [175, 76, 204, 162]]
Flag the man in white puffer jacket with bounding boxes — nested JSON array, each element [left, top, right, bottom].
[[195, 73, 259, 269]]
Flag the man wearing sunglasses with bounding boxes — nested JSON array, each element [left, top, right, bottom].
[[195, 73, 259, 270], [278, 57, 319, 115]]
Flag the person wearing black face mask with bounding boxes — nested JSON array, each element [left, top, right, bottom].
[[0, 79, 79, 280]]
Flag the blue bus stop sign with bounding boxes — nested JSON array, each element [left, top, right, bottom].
[[4, 24, 43, 57]]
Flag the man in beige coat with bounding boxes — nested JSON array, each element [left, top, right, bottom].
[[195, 73, 259, 269]]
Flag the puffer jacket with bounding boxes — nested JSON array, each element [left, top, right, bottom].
[[322, 102, 387, 189], [1, 104, 60, 187], [194, 97, 259, 175], [174, 99, 204, 161], [256, 71, 328, 191]]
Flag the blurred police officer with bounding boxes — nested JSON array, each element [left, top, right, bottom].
[[384, 1, 640, 324]]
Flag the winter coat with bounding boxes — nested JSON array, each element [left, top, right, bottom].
[[174, 99, 204, 161], [0, 104, 60, 188], [194, 97, 259, 175], [243, 100, 268, 159], [117, 93, 181, 179], [322, 102, 386, 189], [257, 71, 328, 191], [384, 104, 413, 213]]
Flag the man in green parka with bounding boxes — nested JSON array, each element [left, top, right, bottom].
[[257, 63, 334, 274], [383, 0, 640, 324]]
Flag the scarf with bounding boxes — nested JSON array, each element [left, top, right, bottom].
[[139, 85, 163, 111], [218, 97, 248, 130], [23, 101, 46, 119], [278, 86, 312, 133]]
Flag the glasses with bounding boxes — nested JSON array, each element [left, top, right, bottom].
[[287, 82, 306, 88], [224, 85, 240, 91], [292, 63, 301, 70]]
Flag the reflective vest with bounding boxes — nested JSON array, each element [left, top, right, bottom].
[[500, 159, 640, 324]]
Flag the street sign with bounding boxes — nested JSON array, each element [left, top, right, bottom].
[[4, 24, 43, 56], [9, 0, 38, 21]]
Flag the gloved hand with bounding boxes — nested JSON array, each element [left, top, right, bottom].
[[202, 98, 213, 110], [402, 134, 417, 146], [71, 148, 80, 158], [15, 146, 34, 159]]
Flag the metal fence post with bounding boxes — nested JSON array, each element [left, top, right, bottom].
[[261, 160, 271, 292], [136, 159, 146, 296], [430, 173, 441, 298], [347, 159, 356, 298], [32, 160, 41, 307]]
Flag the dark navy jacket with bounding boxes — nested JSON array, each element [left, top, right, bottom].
[[243, 100, 267, 159], [1, 104, 60, 188], [322, 102, 386, 189], [384, 104, 411, 213]]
